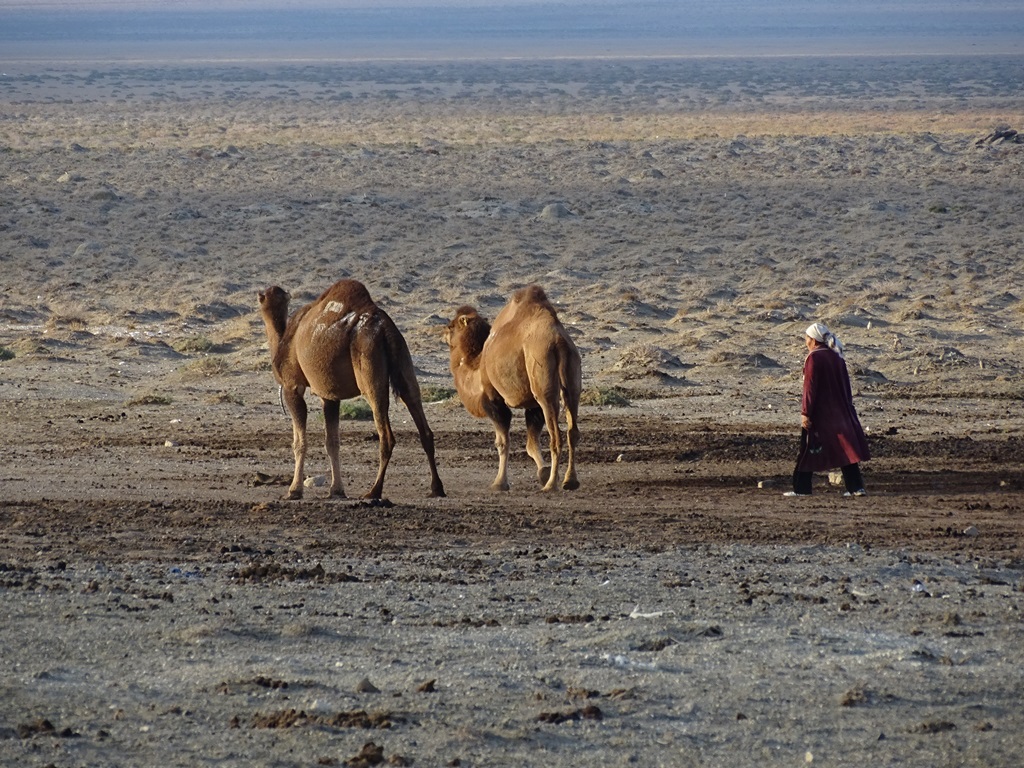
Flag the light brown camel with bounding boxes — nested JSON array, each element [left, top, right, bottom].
[[257, 279, 445, 500], [445, 284, 581, 492]]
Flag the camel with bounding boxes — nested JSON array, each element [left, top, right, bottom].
[[445, 284, 581, 492], [257, 279, 445, 501]]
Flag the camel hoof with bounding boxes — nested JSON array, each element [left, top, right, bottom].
[[536, 466, 552, 484], [429, 485, 446, 498], [562, 478, 580, 491], [284, 489, 303, 501], [327, 489, 347, 500], [490, 482, 510, 493], [358, 496, 393, 508]]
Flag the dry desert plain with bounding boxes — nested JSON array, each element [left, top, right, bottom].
[[1, 55, 1024, 766]]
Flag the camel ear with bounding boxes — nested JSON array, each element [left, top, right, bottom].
[[459, 315, 470, 328], [257, 290, 265, 302]]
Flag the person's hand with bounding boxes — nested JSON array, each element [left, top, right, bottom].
[[801, 414, 812, 430]]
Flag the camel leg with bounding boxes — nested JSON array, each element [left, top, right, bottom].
[[487, 400, 513, 492], [562, 399, 581, 491], [364, 392, 395, 500], [538, 399, 562, 492], [403, 397, 446, 498], [282, 386, 308, 500], [524, 407, 549, 485], [322, 399, 346, 498]]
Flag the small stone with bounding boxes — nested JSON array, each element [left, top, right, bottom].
[[963, 526, 980, 537], [539, 202, 574, 220], [355, 677, 380, 694], [164, 440, 179, 448], [757, 479, 774, 489], [828, 471, 844, 486], [303, 475, 326, 488]]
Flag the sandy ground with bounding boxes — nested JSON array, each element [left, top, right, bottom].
[[1, 56, 1024, 766]]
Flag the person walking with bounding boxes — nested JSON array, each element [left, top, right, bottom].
[[786, 322, 870, 497]]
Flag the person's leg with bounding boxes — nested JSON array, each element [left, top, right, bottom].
[[792, 470, 813, 495], [841, 463, 865, 494]]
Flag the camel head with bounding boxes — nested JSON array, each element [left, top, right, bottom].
[[445, 305, 491, 360], [257, 285, 290, 319], [257, 285, 292, 348]]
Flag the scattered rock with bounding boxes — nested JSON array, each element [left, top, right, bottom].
[[73, 241, 105, 258], [355, 677, 380, 694], [253, 471, 289, 487], [538, 202, 575, 220], [976, 127, 1022, 145], [537, 705, 603, 724], [345, 742, 384, 767], [17, 718, 56, 738]]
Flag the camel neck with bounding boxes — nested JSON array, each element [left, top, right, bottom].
[[261, 311, 287, 358]]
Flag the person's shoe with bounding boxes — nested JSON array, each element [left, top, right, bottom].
[[842, 489, 868, 497], [783, 491, 810, 497]]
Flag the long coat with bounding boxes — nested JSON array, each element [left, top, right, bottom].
[[798, 347, 870, 472]]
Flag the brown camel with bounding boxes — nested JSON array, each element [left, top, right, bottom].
[[257, 279, 445, 500], [445, 284, 581, 492]]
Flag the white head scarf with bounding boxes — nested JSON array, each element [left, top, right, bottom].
[[805, 322, 845, 358]]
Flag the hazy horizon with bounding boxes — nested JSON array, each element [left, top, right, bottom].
[[2, 1, 1023, 61]]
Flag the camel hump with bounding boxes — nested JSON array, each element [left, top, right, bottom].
[[507, 284, 562, 325], [319, 278, 377, 312], [512, 284, 549, 306]]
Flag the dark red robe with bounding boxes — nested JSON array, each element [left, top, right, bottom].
[[798, 347, 870, 472]]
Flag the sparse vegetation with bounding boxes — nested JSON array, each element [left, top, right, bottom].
[[0, 346, 14, 362], [580, 386, 631, 407], [126, 393, 173, 406], [174, 334, 216, 354], [46, 313, 89, 331], [420, 383, 457, 402], [339, 398, 373, 420], [182, 357, 229, 378]]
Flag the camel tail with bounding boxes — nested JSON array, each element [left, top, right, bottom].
[[557, 337, 583, 417], [382, 319, 422, 406]]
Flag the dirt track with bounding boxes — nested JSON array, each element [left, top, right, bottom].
[[3, 399, 1024, 561]]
